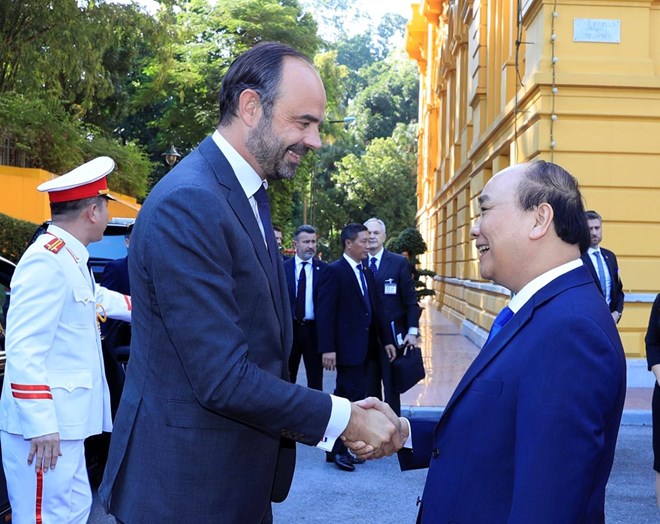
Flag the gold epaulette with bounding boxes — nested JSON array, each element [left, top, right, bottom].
[[43, 237, 65, 253]]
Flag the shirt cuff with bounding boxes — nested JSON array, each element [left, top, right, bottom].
[[403, 417, 413, 448], [316, 395, 351, 451], [407, 328, 419, 337]]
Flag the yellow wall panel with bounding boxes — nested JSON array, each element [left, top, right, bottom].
[[0, 166, 140, 224]]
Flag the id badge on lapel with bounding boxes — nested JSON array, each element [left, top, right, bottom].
[[384, 279, 397, 295]]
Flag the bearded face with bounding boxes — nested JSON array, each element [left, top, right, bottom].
[[246, 112, 309, 181]]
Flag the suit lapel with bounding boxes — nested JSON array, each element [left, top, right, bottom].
[[441, 266, 592, 418], [198, 137, 286, 336], [311, 259, 321, 296], [443, 305, 531, 416], [376, 251, 391, 285], [285, 259, 296, 308], [602, 249, 616, 279], [340, 257, 370, 312]]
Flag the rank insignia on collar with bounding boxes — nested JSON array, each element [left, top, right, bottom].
[[44, 237, 65, 253]]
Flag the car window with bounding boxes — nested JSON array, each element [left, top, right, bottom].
[[88, 234, 128, 261]]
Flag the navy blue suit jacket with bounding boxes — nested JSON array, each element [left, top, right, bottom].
[[581, 247, 625, 314], [102, 256, 130, 295], [399, 265, 626, 523], [100, 136, 333, 522], [316, 257, 392, 366], [283, 256, 326, 319], [373, 250, 419, 339]]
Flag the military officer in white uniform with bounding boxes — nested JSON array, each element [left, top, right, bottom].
[[0, 157, 132, 524]]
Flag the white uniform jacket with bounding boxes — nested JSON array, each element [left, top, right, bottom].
[[0, 225, 131, 441]]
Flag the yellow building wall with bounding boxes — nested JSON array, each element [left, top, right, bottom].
[[0, 165, 140, 224], [406, 0, 660, 362]]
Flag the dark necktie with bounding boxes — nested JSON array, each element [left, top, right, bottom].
[[253, 185, 278, 269], [484, 306, 513, 346], [369, 256, 378, 277], [295, 262, 307, 320], [357, 263, 371, 314], [593, 250, 608, 295]]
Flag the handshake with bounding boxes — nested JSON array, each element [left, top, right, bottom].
[[341, 397, 409, 459]]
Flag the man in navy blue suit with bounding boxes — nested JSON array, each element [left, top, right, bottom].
[[364, 217, 420, 415], [317, 223, 394, 471], [101, 224, 132, 296], [284, 225, 326, 390], [581, 209, 625, 323], [350, 161, 626, 522], [99, 43, 403, 522]]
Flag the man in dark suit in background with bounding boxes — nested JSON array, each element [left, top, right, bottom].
[[351, 161, 626, 522], [317, 223, 394, 472], [581, 209, 625, 323], [364, 217, 420, 415], [101, 224, 132, 296], [99, 42, 403, 522], [284, 224, 325, 390], [100, 225, 133, 416]]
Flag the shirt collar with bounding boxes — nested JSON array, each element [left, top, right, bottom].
[[370, 248, 384, 263], [47, 224, 88, 264], [343, 253, 364, 268], [508, 258, 583, 314], [587, 246, 600, 255], [294, 254, 311, 266], [212, 129, 266, 199]]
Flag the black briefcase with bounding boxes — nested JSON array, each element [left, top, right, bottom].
[[391, 344, 426, 394]]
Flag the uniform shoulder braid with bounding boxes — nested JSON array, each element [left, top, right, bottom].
[[43, 236, 66, 254]]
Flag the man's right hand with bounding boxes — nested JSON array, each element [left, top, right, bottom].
[[341, 398, 405, 459], [322, 352, 336, 371], [28, 433, 61, 472]]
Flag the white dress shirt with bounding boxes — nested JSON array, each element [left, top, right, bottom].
[[343, 253, 367, 294], [587, 247, 612, 305], [212, 130, 268, 245], [294, 255, 314, 320]]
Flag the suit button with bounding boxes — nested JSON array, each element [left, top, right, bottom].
[[431, 448, 440, 459], [416, 496, 422, 507]]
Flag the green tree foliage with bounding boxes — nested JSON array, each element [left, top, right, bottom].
[[0, 0, 159, 197], [387, 227, 428, 259], [319, 123, 417, 254], [0, 212, 38, 263], [0, 94, 86, 173], [349, 53, 419, 143], [0, 0, 420, 248]]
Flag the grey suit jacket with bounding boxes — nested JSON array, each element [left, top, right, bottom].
[[99, 136, 333, 522]]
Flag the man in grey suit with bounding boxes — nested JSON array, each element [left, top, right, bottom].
[[364, 218, 420, 415], [99, 42, 403, 522]]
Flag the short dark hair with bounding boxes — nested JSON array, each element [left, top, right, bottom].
[[294, 224, 316, 239], [517, 161, 590, 252], [340, 223, 368, 250], [218, 42, 311, 127], [50, 196, 106, 220], [272, 225, 282, 234], [585, 210, 602, 222]]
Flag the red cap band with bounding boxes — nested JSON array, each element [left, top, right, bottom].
[[47, 178, 109, 203]]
